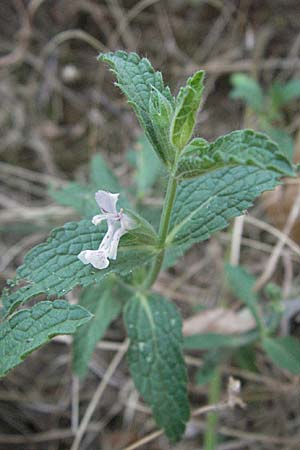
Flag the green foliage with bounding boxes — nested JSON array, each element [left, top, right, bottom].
[[126, 134, 162, 198], [124, 293, 190, 441], [171, 71, 204, 150], [50, 154, 126, 217], [1, 51, 298, 444], [5, 219, 158, 313], [167, 165, 283, 248], [0, 300, 92, 378], [225, 264, 262, 331], [73, 280, 123, 378], [230, 73, 264, 112], [262, 336, 300, 374], [176, 129, 293, 179], [99, 51, 175, 165], [230, 74, 300, 159], [184, 331, 258, 350]]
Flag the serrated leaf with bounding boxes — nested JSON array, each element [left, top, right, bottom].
[[262, 336, 300, 374], [176, 130, 294, 179], [99, 51, 175, 164], [171, 70, 204, 150], [1, 284, 45, 318], [5, 219, 158, 314], [0, 300, 92, 378], [168, 165, 286, 247], [230, 73, 264, 112], [124, 293, 190, 441], [73, 281, 123, 378]]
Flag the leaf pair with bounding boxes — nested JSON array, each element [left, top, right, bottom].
[[100, 51, 204, 165]]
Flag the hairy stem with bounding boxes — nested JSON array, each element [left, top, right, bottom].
[[144, 175, 177, 288]]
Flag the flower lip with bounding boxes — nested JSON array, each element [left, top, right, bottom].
[[78, 190, 136, 270]]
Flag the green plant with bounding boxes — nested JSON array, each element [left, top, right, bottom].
[[185, 264, 300, 383], [0, 51, 296, 442], [230, 73, 300, 160]]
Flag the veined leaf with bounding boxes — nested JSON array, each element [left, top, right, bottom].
[[99, 51, 175, 164], [168, 165, 288, 247], [171, 70, 204, 150], [176, 130, 294, 179], [0, 300, 92, 378], [73, 281, 123, 378], [230, 73, 264, 112], [262, 336, 300, 374], [124, 293, 190, 441], [4, 219, 158, 314]]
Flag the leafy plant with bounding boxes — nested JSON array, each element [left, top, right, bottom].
[[230, 73, 300, 160], [185, 264, 300, 384], [0, 51, 296, 442]]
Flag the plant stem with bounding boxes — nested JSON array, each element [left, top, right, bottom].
[[144, 175, 177, 288], [204, 368, 221, 450]]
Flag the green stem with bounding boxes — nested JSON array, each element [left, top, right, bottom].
[[204, 368, 221, 450], [144, 175, 177, 288]]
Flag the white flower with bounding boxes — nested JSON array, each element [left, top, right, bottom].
[[78, 190, 135, 270]]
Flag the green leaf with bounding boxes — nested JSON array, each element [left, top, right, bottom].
[[149, 87, 176, 164], [99, 51, 175, 164], [72, 281, 123, 378], [171, 71, 204, 150], [176, 130, 294, 179], [225, 264, 261, 329], [50, 154, 127, 217], [230, 73, 264, 112], [262, 336, 300, 374], [0, 300, 92, 378], [265, 126, 294, 161], [127, 134, 163, 198], [196, 351, 222, 386], [184, 331, 258, 350], [124, 293, 190, 441], [168, 165, 285, 248], [90, 154, 122, 192], [269, 80, 300, 109], [50, 182, 98, 217], [6, 219, 158, 314]]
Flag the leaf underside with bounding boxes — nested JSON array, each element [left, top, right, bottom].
[[124, 293, 190, 441], [0, 300, 92, 378]]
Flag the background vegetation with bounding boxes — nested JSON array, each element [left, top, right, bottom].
[[1, 0, 300, 449]]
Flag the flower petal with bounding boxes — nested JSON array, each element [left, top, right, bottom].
[[95, 190, 119, 214], [92, 213, 117, 226], [78, 249, 109, 269]]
